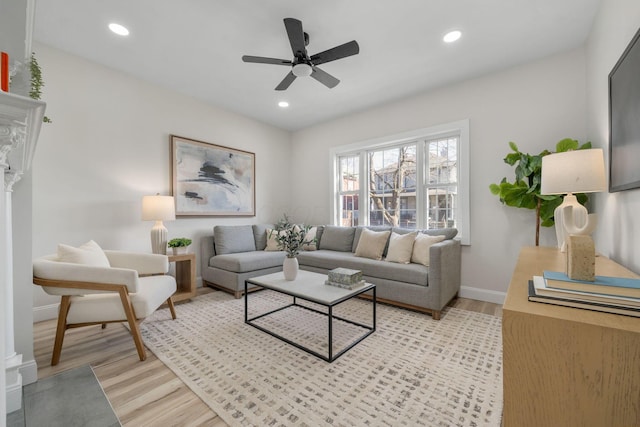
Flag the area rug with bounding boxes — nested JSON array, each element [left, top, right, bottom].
[[140, 291, 503, 427]]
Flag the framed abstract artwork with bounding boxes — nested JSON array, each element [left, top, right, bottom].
[[170, 135, 255, 216]]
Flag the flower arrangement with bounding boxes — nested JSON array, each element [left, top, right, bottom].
[[270, 214, 314, 258]]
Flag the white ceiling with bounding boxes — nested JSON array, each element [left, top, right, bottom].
[[33, 0, 601, 131]]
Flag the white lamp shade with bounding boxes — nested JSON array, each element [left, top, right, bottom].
[[141, 195, 176, 221], [540, 148, 606, 195]]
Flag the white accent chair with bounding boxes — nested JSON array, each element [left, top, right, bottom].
[[33, 250, 177, 365]]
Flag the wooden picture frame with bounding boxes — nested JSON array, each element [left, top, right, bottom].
[[170, 135, 255, 216]]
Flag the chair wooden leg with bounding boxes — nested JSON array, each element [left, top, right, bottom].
[[52, 296, 72, 366], [118, 289, 146, 361], [167, 297, 177, 320]]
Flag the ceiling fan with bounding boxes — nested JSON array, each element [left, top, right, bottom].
[[242, 18, 360, 91]]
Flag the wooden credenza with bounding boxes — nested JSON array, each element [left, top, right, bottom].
[[502, 246, 640, 426]]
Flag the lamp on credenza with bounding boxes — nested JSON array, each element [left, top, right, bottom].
[[142, 194, 176, 254], [540, 148, 606, 252]]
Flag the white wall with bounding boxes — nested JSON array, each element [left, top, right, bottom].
[[31, 43, 292, 318], [290, 49, 588, 300], [587, 0, 640, 273]]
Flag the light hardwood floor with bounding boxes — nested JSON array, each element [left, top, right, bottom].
[[33, 288, 502, 426]]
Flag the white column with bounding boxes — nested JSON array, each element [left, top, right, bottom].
[[4, 175, 22, 413], [0, 164, 6, 423]]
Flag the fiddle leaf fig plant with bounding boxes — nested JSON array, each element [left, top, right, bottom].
[[489, 138, 590, 245]]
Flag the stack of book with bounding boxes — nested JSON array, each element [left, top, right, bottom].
[[528, 270, 640, 317], [325, 268, 365, 290]]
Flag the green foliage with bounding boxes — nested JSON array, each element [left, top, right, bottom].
[[28, 52, 52, 123], [271, 214, 315, 258], [489, 138, 591, 229], [168, 237, 192, 248]]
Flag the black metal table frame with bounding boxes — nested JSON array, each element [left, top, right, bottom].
[[244, 280, 376, 363]]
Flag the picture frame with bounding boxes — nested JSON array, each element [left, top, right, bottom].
[[170, 135, 255, 216]]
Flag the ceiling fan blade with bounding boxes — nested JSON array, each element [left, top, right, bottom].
[[275, 71, 297, 91], [242, 55, 292, 66], [310, 66, 340, 89], [310, 40, 360, 66], [284, 18, 307, 58]]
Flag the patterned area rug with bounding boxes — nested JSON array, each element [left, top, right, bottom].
[[140, 291, 503, 426]]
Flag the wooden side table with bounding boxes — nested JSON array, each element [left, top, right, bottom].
[[502, 246, 640, 426], [167, 253, 196, 302]]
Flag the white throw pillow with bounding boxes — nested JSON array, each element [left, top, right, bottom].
[[57, 240, 110, 267], [354, 228, 391, 260], [411, 234, 446, 267], [302, 226, 318, 251], [386, 231, 417, 264], [264, 229, 283, 251]]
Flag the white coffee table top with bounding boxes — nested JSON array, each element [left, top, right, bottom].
[[247, 269, 374, 305]]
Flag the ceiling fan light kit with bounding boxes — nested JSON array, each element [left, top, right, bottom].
[[242, 18, 359, 91], [292, 63, 312, 77]]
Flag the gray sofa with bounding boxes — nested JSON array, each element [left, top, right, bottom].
[[200, 224, 461, 319]]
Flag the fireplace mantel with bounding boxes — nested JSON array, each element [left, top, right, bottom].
[[0, 91, 46, 184]]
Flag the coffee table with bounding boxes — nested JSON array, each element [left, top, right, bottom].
[[245, 270, 376, 362]]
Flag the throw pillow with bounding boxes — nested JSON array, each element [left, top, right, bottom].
[[354, 228, 391, 260], [319, 226, 356, 252], [385, 231, 417, 264], [411, 234, 446, 267], [264, 228, 283, 251], [57, 240, 110, 267], [302, 226, 318, 251]]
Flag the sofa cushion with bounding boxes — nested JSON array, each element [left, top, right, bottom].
[[411, 234, 446, 267], [252, 224, 273, 251], [352, 226, 393, 253], [319, 226, 355, 252], [354, 228, 391, 260], [297, 250, 428, 286], [386, 231, 417, 264], [214, 225, 256, 255], [392, 227, 458, 241], [57, 240, 110, 267], [210, 251, 286, 273]]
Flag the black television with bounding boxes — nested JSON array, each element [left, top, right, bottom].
[[609, 26, 640, 192]]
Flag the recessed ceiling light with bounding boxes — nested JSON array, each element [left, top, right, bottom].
[[109, 23, 129, 36], [443, 30, 462, 43], [278, 101, 289, 108]]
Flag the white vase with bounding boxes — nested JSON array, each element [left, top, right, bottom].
[[283, 257, 299, 281]]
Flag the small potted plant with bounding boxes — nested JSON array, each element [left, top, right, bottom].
[[168, 237, 192, 255]]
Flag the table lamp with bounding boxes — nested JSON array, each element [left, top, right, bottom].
[[142, 195, 176, 254], [540, 148, 606, 252]]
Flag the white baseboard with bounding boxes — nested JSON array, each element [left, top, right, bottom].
[[20, 359, 38, 385], [33, 302, 59, 323], [459, 286, 506, 305]]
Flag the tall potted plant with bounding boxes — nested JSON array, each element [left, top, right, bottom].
[[270, 214, 314, 280], [489, 138, 590, 246]]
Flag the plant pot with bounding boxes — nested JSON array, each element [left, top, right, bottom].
[[283, 257, 299, 281], [172, 246, 188, 255]]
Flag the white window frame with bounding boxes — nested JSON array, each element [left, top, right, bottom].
[[329, 119, 470, 245]]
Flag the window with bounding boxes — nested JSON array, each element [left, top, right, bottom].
[[331, 120, 470, 244]]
